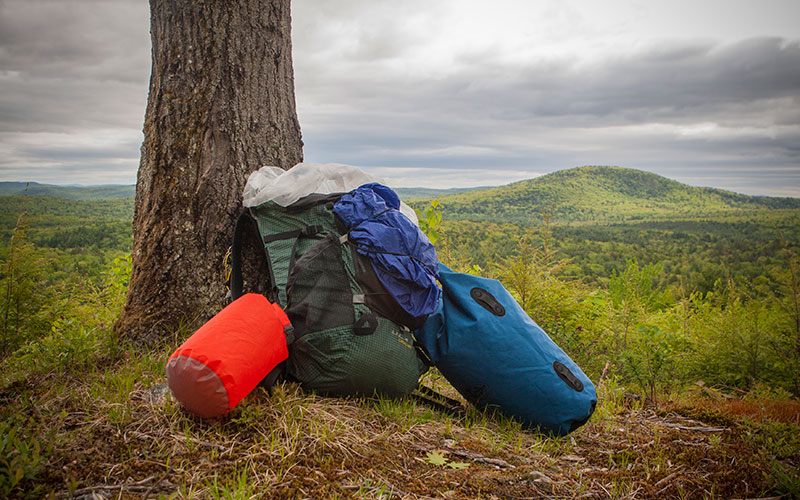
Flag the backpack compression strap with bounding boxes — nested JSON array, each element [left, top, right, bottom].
[[412, 384, 466, 418]]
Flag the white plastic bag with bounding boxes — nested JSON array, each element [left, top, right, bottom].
[[243, 162, 419, 225]]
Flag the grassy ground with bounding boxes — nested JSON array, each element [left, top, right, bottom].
[[1, 342, 799, 500]]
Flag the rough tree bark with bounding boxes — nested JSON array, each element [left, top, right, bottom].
[[115, 0, 303, 346]]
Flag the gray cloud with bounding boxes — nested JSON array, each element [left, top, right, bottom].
[[0, 0, 798, 196], [299, 37, 800, 124], [0, 0, 150, 131], [0, 0, 149, 82], [294, 34, 800, 194], [0, 0, 148, 183]]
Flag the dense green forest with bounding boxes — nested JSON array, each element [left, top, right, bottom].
[[437, 212, 800, 293], [1, 168, 799, 498], [0, 195, 132, 290], [1, 167, 799, 396], [0, 193, 133, 364]]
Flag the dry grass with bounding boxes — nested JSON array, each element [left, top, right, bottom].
[[683, 396, 800, 426], [1, 349, 798, 500]]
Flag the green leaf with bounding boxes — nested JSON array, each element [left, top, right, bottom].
[[425, 450, 448, 466], [13, 466, 24, 486], [447, 461, 470, 469]]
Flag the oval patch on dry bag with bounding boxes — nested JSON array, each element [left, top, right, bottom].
[[470, 288, 505, 317], [553, 361, 584, 392]]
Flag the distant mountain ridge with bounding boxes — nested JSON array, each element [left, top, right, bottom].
[[393, 186, 483, 200], [4, 167, 799, 224], [0, 182, 475, 203], [408, 166, 800, 222], [0, 181, 135, 200]]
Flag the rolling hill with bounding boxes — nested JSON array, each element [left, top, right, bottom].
[[407, 166, 800, 223], [0, 195, 133, 221], [392, 186, 481, 200], [0, 181, 135, 200], [3, 167, 799, 226]]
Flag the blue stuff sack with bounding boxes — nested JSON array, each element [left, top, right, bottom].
[[416, 264, 597, 436]]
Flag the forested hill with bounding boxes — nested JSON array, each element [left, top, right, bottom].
[[0, 181, 135, 200], [0, 195, 133, 221], [4, 167, 799, 226], [407, 166, 800, 222], [392, 186, 480, 199]]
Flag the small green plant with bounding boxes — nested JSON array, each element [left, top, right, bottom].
[[768, 460, 800, 499], [425, 450, 469, 469], [591, 376, 628, 430], [356, 476, 394, 498], [0, 420, 44, 498], [4, 321, 108, 382], [425, 449, 447, 466], [368, 393, 441, 430], [206, 469, 257, 500], [743, 420, 800, 460], [607, 259, 667, 352]]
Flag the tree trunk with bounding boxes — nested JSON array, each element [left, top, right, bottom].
[[115, 0, 303, 346]]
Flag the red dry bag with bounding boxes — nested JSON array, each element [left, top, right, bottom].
[[166, 293, 290, 418]]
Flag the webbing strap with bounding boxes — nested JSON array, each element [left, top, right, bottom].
[[257, 362, 286, 394], [230, 211, 252, 300], [353, 312, 378, 336], [412, 384, 466, 418], [263, 225, 323, 244]]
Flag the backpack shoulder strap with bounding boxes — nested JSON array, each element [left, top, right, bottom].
[[229, 210, 280, 304]]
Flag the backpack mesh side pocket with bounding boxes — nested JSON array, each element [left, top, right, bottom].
[[285, 234, 354, 339]]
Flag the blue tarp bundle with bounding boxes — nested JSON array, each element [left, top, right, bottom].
[[333, 183, 440, 319], [416, 264, 597, 436]]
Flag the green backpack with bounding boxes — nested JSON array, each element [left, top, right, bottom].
[[229, 193, 427, 397]]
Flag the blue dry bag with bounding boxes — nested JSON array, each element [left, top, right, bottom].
[[416, 264, 597, 436]]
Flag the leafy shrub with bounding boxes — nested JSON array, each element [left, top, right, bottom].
[[10, 321, 109, 375], [0, 254, 130, 385], [415, 200, 443, 246], [0, 213, 48, 358], [621, 324, 688, 399]]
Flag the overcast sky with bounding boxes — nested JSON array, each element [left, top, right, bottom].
[[1, 0, 799, 196]]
